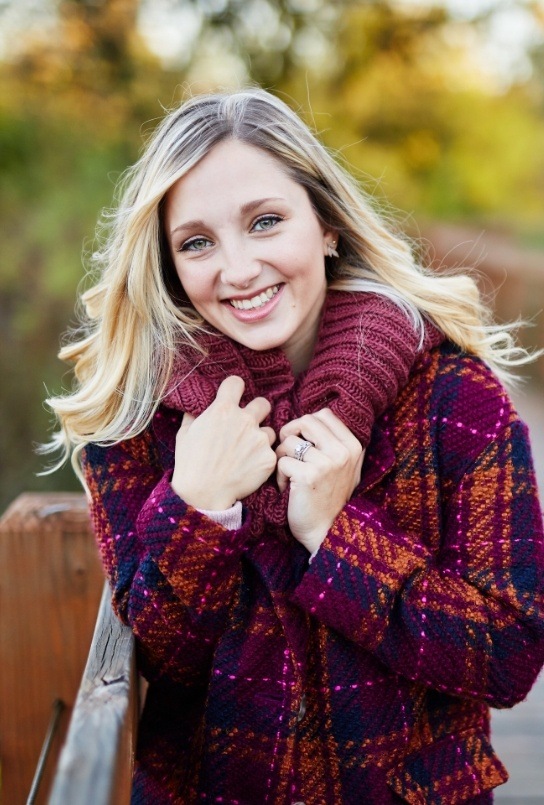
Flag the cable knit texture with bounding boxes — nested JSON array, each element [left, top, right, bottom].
[[82, 293, 544, 805], [163, 291, 442, 537]]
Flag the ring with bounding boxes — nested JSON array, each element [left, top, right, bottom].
[[294, 439, 313, 462]]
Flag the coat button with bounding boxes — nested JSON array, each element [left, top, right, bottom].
[[296, 693, 307, 723]]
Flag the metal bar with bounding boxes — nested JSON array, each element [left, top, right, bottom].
[[27, 698, 65, 805]]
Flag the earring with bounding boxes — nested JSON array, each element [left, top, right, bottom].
[[327, 241, 339, 258]]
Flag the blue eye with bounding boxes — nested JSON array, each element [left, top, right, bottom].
[[179, 236, 213, 252], [252, 214, 283, 232]]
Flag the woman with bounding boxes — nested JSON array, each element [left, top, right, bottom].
[[46, 89, 544, 804]]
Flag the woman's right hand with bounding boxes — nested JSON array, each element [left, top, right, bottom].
[[171, 375, 276, 510]]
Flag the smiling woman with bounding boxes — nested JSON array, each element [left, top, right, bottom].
[[164, 139, 333, 371], [43, 89, 544, 804]]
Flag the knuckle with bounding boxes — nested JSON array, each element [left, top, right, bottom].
[[335, 445, 350, 467], [240, 409, 258, 430], [279, 434, 294, 451], [347, 432, 362, 450], [342, 438, 360, 460], [240, 408, 252, 425], [213, 398, 232, 416], [280, 420, 298, 440]]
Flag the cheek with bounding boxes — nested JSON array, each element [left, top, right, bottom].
[[175, 267, 209, 305], [274, 237, 325, 281], [286, 247, 327, 284]]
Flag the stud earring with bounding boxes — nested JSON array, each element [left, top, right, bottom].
[[327, 241, 339, 258]]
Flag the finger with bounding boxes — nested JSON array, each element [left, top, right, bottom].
[[244, 395, 272, 424], [312, 408, 361, 450], [279, 414, 337, 451], [276, 454, 315, 492], [276, 434, 316, 462], [177, 411, 196, 439], [261, 425, 276, 446], [276, 455, 299, 493], [214, 375, 245, 404], [276, 457, 289, 493]]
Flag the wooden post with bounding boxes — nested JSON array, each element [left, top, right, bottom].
[[0, 493, 105, 805], [48, 584, 138, 805]]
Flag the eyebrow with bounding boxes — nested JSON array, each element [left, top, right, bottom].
[[169, 197, 286, 236]]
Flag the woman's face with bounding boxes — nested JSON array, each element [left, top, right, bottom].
[[164, 139, 334, 372]]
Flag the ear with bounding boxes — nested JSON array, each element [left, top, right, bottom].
[[323, 229, 339, 258]]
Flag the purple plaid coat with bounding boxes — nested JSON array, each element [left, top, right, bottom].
[[83, 343, 544, 804]]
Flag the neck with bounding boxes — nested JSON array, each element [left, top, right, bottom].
[[282, 292, 326, 375], [283, 337, 316, 376]]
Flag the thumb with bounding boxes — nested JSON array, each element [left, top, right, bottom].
[[214, 375, 245, 404], [276, 456, 292, 494]]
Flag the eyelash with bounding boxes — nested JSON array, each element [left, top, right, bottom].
[[252, 213, 284, 232], [178, 214, 284, 253], [178, 236, 212, 253]]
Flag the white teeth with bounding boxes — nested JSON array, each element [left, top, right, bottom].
[[230, 285, 280, 310]]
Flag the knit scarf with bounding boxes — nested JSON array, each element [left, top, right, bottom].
[[163, 290, 442, 539]]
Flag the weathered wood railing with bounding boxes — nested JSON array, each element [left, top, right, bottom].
[[48, 582, 138, 804], [0, 493, 138, 804], [0, 493, 105, 804]]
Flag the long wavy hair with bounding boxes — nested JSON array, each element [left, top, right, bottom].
[[43, 87, 531, 472]]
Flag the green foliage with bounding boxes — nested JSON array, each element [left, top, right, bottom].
[[0, 81, 149, 510], [280, 4, 544, 229]]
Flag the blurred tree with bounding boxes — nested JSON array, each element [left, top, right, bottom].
[[0, 0, 166, 508], [278, 2, 544, 230], [0, 0, 179, 129], [164, 0, 340, 85]]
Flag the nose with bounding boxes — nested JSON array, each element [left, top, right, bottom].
[[219, 244, 262, 289]]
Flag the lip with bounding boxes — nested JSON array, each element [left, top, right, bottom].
[[224, 283, 285, 322], [225, 284, 280, 303]]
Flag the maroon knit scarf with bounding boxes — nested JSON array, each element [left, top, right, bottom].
[[163, 290, 442, 538]]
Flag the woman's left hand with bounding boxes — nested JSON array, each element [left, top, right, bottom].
[[276, 409, 365, 554]]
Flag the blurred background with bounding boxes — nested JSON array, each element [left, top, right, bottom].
[[0, 1, 543, 800]]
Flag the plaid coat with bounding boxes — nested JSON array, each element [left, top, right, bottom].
[[83, 343, 544, 804]]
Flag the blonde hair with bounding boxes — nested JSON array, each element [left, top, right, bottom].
[[43, 88, 532, 472]]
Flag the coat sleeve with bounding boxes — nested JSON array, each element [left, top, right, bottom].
[[292, 408, 544, 709], [82, 430, 252, 684]]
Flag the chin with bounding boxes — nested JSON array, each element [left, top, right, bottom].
[[235, 335, 286, 353]]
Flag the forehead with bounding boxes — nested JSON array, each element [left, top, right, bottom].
[[165, 139, 305, 215], [189, 138, 289, 178]]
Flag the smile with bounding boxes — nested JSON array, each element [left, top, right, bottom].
[[229, 285, 281, 310]]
